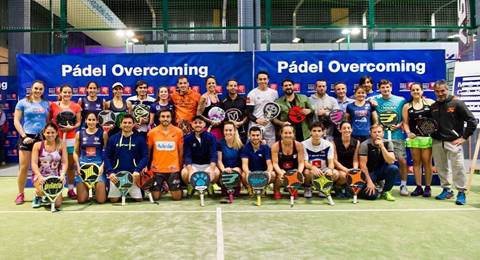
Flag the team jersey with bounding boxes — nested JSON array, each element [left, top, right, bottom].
[[171, 89, 201, 124], [302, 138, 334, 169], [15, 98, 50, 135], [374, 95, 405, 140], [50, 101, 82, 139], [79, 96, 104, 119], [217, 139, 242, 168], [79, 128, 104, 165], [147, 125, 183, 173], [277, 141, 299, 171], [246, 87, 278, 129], [127, 95, 155, 133], [240, 142, 271, 172], [346, 101, 375, 139]]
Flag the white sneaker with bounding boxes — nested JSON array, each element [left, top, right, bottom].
[[400, 185, 409, 196], [304, 187, 312, 198]]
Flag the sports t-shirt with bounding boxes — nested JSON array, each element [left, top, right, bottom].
[[333, 137, 358, 169], [147, 125, 183, 173], [359, 139, 394, 170], [171, 89, 201, 124], [217, 139, 242, 168], [15, 98, 50, 135], [246, 87, 278, 129], [240, 142, 271, 172], [79, 128, 104, 164], [50, 101, 82, 139], [127, 95, 155, 133], [346, 101, 375, 139], [302, 138, 334, 169], [79, 96, 104, 119], [150, 101, 176, 126], [374, 95, 405, 140], [407, 99, 432, 136]]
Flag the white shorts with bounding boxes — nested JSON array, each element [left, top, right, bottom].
[[108, 181, 142, 199], [191, 164, 211, 173]]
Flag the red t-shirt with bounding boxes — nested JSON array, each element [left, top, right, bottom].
[[50, 101, 82, 139]]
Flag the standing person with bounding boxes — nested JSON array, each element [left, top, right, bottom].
[[104, 114, 148, 202], [273, 79, 313, 142], [217, 121, 244, 198], [181, 116, 220, 189], [246, 71, 279, 147], [402, 82, 435, 197], [240, 126, 275, 195], [358, 75, 377, 99], [334, 81, 354, 112], [197, 76, 223, 140], [431, 80, 477, 205], [147, 109, 183, 201], [77, 81, 105, 123], [271, 125, 305, 199], [73, 112, 108, 204], [171, 75, 201, 133], [105, 82, 132, 136], [13, 80, 50, 204], [50, 84, 82, 199], [332, 121, 360, 178], [127, 80, 155, 138], [346, 85, 378, 142], [309, 79, 340, 138], [359, 124, 398, 201], [149, 86, 175, 128], [374, 79, 408, 196], [302, 122, 346, 198], [222, 79, 248, 142], [30, 123, 68, 209]]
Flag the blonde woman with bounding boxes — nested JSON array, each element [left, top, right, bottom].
[[217, 121, 244, 198]]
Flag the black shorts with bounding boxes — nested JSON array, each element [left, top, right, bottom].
[[17, 134, 42, 151], [152, 172, 181, 192]]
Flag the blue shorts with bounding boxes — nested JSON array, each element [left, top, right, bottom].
[[75, 174, 107, 184]]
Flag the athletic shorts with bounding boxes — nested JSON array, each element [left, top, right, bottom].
[[406, 136, 432, 149], [17, 134, 42, 151], [391, 139, 406, 160], [152, 172, 181, 191], [191, 164, 212, 173], [108, 181, 142, 199], [65, 138, 75, 154], [74, 174, 107, 184]]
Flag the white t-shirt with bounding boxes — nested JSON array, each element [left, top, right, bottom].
[[302, 137, 334, 169], [246, 87, 278, 129]]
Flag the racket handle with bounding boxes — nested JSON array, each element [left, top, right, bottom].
[[353, 195, 358, 204], [387, 130, 392, 141], [327, 195, 335, 206], [88, 188, 93, 199], [200, 193, 205, 207], [256, 195, 261, 206], [121, 196, 126, 206], [148, 192, 154, 204], [290, 195, 294, 207], [51, 202, 55, 213]]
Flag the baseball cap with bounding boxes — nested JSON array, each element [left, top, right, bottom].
[[112, 82, 124, 89]]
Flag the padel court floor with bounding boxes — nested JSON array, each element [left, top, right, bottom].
[[0, 173, 479, 259]]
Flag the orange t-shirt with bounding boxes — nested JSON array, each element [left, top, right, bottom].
[[50, 101, 82, 139], [147, 125, 184, 173], [171, 89, 200, 124]]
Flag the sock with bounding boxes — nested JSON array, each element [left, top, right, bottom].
[[68, 184, 74, 190], [401, 181, 407, 186]]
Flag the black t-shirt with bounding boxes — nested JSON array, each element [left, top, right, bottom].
[[359, 139, 394, 170]]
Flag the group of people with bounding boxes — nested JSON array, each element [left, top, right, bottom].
[[13, 71, 477, 209]]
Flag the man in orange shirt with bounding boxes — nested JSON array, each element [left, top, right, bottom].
[[171, 75, 201, 133], [147, 109, 184, 200]]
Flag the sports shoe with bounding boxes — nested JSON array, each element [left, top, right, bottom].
[[423, 186, 431, 197], [15, 193, 25, 205], [455, 192, 466, 205], [399, 185, 409, 196], [67, 189, 77, 200], [31, 196, 42, 208], [410, 186, 424, 197], [41, 196, 49, 206], [186, 185, 194, 197], [381, 191, 395, 201], [435, 188, 454, 200], [304, 187, 313, 198], [273, 191, 282, 200]]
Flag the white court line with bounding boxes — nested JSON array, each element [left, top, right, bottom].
[[0, 208, 479, 214], [216, 207, 224, 260]]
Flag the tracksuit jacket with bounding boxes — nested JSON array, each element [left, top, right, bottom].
[[431, 95, 477, 141]]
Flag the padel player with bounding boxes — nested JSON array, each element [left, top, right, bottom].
[[171, 75, 201, 133], [127, 80, 155, 138], [222, 79, 248, 142]]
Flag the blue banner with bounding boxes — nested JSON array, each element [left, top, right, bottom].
[[254, 50, 445, 99], [17, 52, 254, 100], [0, 76, 19, 163]]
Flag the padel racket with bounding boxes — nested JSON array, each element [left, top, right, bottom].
[[220, 171, 241, 204], [313, 173, 335, 206], [416, 118, 438, 136], [178, 119, 193, 135], [288, 106, 306, 123], [56, 110, 77, 141], [190, 171, 210, 207], [138, 170, 157, 204], [225, 108, 243, 122], [248, 171, 269, 206], [115, 171, 133, 206], [133, 104, 150, 124], [263, 102, 281, 120], [41, 175, 64, 212], [329, 109, 345, 129], [98, 110, 116, 127], [378, 111, 398, 141], [283, 169, 304, 207], [79, 163, 100, 199], [208, 107, 226, 124], [346, 168, 367, 204]]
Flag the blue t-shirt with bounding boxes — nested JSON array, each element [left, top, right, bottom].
[[15, 98, 50, 135], [346, 101, 375, 138], [240, 142, 271, 172], [79, 129, 104, 165], [374, 95, 406, 140], [217, 139, 241, 168]]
